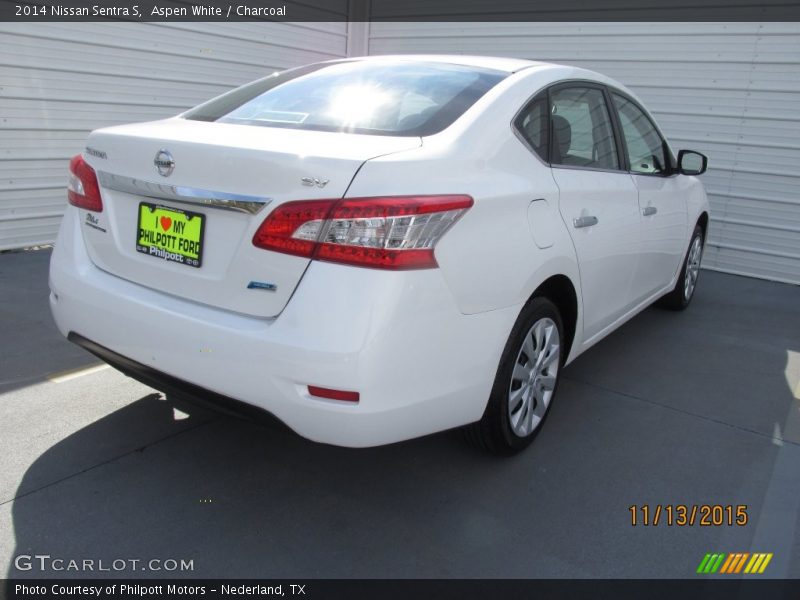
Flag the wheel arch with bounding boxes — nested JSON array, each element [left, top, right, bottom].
[[697, 211, 709, 239], [529, 274, 578, 361]]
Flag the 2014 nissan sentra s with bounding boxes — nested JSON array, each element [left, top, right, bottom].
[[49, 55, 709, 454]]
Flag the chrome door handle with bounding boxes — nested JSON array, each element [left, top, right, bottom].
[[573, 215, 598, 228], [642, 206, 658, 217]]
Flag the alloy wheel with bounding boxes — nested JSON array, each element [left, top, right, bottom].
[[684, 236, 703, 301], [508, 317, 561, 437]]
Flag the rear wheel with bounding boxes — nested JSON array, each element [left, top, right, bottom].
[[660, 225, 704, 311], [464, 297, 564, 455]]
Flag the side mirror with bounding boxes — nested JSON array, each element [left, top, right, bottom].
[[677, 150, 708, 176]]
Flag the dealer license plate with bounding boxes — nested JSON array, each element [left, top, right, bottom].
[[136, 202, 205, 268]]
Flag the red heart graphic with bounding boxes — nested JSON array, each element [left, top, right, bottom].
[[160, 216, 172, 232]]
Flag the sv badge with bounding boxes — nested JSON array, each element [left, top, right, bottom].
[[301, 177, 329, 188]]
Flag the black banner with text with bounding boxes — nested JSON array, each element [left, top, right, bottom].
[[2, 0, 800, 22], [4, 579, 800, 600]]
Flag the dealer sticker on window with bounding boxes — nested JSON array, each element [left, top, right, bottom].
[[136, 202, 205, 268]]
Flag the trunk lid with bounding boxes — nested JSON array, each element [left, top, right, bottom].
[[80, 118, 421, 318]]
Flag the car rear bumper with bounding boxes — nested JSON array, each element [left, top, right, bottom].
[[49, 207, 520, 447], [67, 331, 291, 426]]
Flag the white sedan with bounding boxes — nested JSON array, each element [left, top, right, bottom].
[[49, 55, 709, 453]]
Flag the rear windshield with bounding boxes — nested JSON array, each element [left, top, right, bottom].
[[183, 60, 508, 137]]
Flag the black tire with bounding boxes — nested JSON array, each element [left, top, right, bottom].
[[659, 224, 704, 311], [464, 297, 564, 455]]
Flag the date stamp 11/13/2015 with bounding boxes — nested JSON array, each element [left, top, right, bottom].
[[629, 504, 749, 527]]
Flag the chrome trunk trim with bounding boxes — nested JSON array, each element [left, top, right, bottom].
[[97, 171, 271, 215]]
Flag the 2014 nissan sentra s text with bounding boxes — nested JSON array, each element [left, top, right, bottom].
[[49, 56, 709, 454]]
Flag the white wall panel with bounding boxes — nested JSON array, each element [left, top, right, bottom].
[[368, 22, 800, 283], [0, 22, 348, 250], [3, 20, 797, 285]]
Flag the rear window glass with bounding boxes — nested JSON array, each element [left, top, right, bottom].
[[183, 60, 508, 137]]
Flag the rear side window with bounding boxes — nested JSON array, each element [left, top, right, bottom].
[[183, 60, 508, 137], [549, 87, 620, 170], [514, 93, 549, 162]]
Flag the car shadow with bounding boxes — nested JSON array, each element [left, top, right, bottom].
[[6, 389, 506, 579]]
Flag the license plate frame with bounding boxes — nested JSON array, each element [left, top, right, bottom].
[[136, 202, 205, 268]]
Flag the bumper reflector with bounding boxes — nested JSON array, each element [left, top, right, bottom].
[[308, 385, 359, 403]]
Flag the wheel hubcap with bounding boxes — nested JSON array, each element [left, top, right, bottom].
[[684, 236, 703, 300], [508, 317, 560, 438]]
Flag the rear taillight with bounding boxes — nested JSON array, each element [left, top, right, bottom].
[[253, 195, 473, 270], [67, 154, 103, 212], [252, 199, 334, 259]]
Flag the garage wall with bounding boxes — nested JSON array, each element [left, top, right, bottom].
[[0, 22, 348, 251], [368, 22, 800, 284], [2, 21, 798, 286]]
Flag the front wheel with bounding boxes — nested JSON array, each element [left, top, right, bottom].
[[464, 297, 564, 455], [660, 224, 704, 311]]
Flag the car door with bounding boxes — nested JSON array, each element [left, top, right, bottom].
[[547, 84, 642, 341], [610, 91, 688, 302]]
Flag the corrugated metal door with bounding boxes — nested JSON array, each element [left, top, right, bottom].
[[368, 22, 800, 284], [0, 22, 348, 251]]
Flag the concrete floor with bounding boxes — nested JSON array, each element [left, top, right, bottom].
[[1, 248, 798, 578]]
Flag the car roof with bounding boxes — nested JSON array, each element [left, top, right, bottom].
[[339, 54, 550, 73], [337, 55, 635, 98]]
